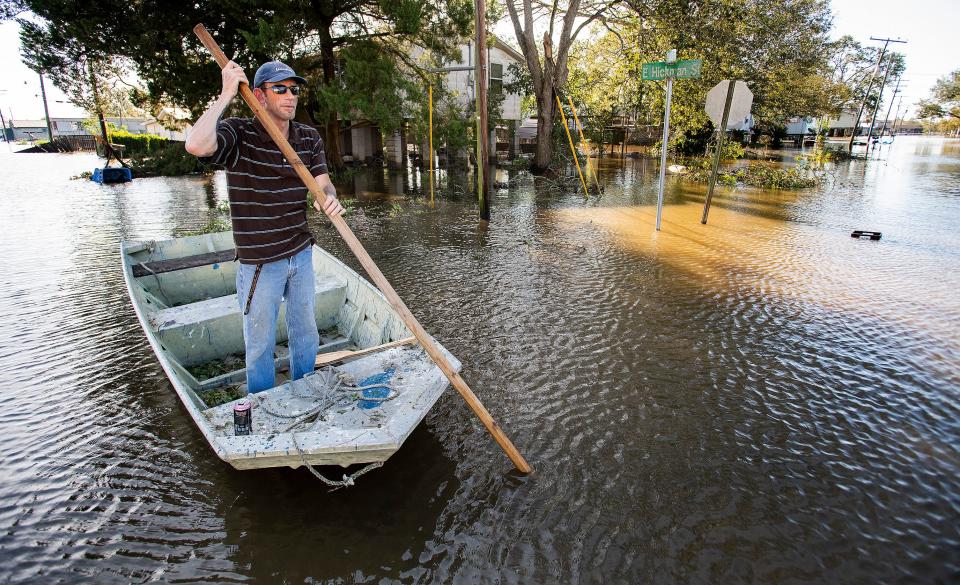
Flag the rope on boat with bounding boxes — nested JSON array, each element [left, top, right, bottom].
[[242, 366, 401, 488], [291, 431, 384, 490], [250, 367, 399, 433]]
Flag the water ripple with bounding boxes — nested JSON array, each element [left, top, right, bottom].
[[0, 141, 958, 584]]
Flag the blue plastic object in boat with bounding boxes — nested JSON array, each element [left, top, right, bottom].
[[357, 368, 395, 409]]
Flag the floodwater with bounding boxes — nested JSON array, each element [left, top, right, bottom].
[[0, 137, 957, 584]]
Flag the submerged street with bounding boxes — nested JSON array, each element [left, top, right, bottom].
[[0, 137, 956, 583]]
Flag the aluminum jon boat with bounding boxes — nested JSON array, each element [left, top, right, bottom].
[[121, 231, 459, 472]]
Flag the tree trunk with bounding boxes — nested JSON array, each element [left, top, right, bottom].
[[506, 0, 585, 175], [531, 91, 554, 173], [318, 24, 344, 171]]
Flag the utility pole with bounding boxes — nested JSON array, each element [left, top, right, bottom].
[[891, 95, 905, 134], [0, 90, 8, 143], [475, 0, 491, 221], [878, 76, 902, 140], [848, 36, 906, 153], [864, 37, 906, 154], [38, 73, 54, 142]]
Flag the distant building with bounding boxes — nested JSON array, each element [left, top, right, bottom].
[[10, 120, 50, 141], [820, 111, 869, 137], [10, 115, 191, 144], [347, 35, 526, 167], [144, 108, 193, 141]]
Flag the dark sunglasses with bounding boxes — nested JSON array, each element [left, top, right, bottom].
[[263, 85, 301, 95]]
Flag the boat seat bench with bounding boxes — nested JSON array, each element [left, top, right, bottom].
[[149, 273, 348, 366], [132, 249, 237, 278]]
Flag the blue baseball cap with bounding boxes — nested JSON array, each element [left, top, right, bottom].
[[253, 60, 306, 87]]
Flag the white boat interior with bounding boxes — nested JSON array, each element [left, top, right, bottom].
[[121, 231, 458, 470]]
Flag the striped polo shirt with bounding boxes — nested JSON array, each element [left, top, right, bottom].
[[200, 117, 328, 264]]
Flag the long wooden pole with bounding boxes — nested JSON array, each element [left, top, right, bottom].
[[193, 24, 531, 474], [429, 83, 434, 204], [475, 2, 491, 221]]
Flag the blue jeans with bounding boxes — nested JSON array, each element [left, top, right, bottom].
[[236, 246, 320, 393]]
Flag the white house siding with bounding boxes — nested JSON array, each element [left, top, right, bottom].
[[441, 42, 522, 122]]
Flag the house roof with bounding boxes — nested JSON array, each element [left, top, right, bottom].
[[490, 34, 525, 63]]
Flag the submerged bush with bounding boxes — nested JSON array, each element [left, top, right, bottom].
[[129, 142, 212, 177], [106, 129, 168, 157], [679, 160, 819, 189]]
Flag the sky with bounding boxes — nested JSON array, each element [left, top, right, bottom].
[[1, 1, 957, 122]]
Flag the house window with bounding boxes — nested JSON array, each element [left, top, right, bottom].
[[490, 63, 503, 94]]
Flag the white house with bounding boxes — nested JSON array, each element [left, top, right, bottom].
[[349, 35, 526, 167]]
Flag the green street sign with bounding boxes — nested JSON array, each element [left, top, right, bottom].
[[642, 59, 702, 81]]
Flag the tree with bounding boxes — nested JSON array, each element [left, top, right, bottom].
[[918, 69, 960, 121], [504, 0, 622, 173], [560, 0, 837, 153], [14, 0, 473, 170]]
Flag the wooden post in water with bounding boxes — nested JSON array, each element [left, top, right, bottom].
[[701, 80, 736, 225], [428, 83, 434, 204], [475, 0, 491, 221]]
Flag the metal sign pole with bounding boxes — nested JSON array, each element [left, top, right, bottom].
[[702, 80, 736, 224], [656, 49, 676, 232]]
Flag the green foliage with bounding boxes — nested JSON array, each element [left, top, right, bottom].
[[432, 98, 474, 162], [822, 36, 904, 122], [798, 145, 851, 165], [128, 142, 213, 177], [504, 62, 535, 118], [569, 0, 840, 150], [18, 0, 474, 169], [918, 69, 960, 121], [201, 386, 248, 407], [680, 160, 819, 189], [318, 39, 421, 136], [187, 356, 244, 381], [108, 129, 167, 156]]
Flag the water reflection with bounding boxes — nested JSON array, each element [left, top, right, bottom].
[[0, 137, 957, 584]]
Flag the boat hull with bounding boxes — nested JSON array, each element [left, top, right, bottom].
[[121, 231, 458, 470]]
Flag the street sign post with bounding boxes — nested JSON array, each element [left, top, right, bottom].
[[702, 80, 753, 225], [645, 54, 701, 231]]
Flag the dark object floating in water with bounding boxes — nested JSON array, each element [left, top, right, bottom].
[[851, 230, 882, 240], [91, 167, 133, 184]]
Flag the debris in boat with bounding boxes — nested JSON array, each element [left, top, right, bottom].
[[233, 399, 252, 435], [357, 368, 396, 409]]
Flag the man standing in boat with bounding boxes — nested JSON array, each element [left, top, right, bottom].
[[185, 59, 343, 393]]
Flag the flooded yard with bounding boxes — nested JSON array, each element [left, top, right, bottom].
[[0, 137, 956, 583]]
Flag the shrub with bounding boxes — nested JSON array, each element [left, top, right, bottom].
[[128, 142, 212, 177], [107, 129, 169, 157], [679, 161, 818, 189]]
